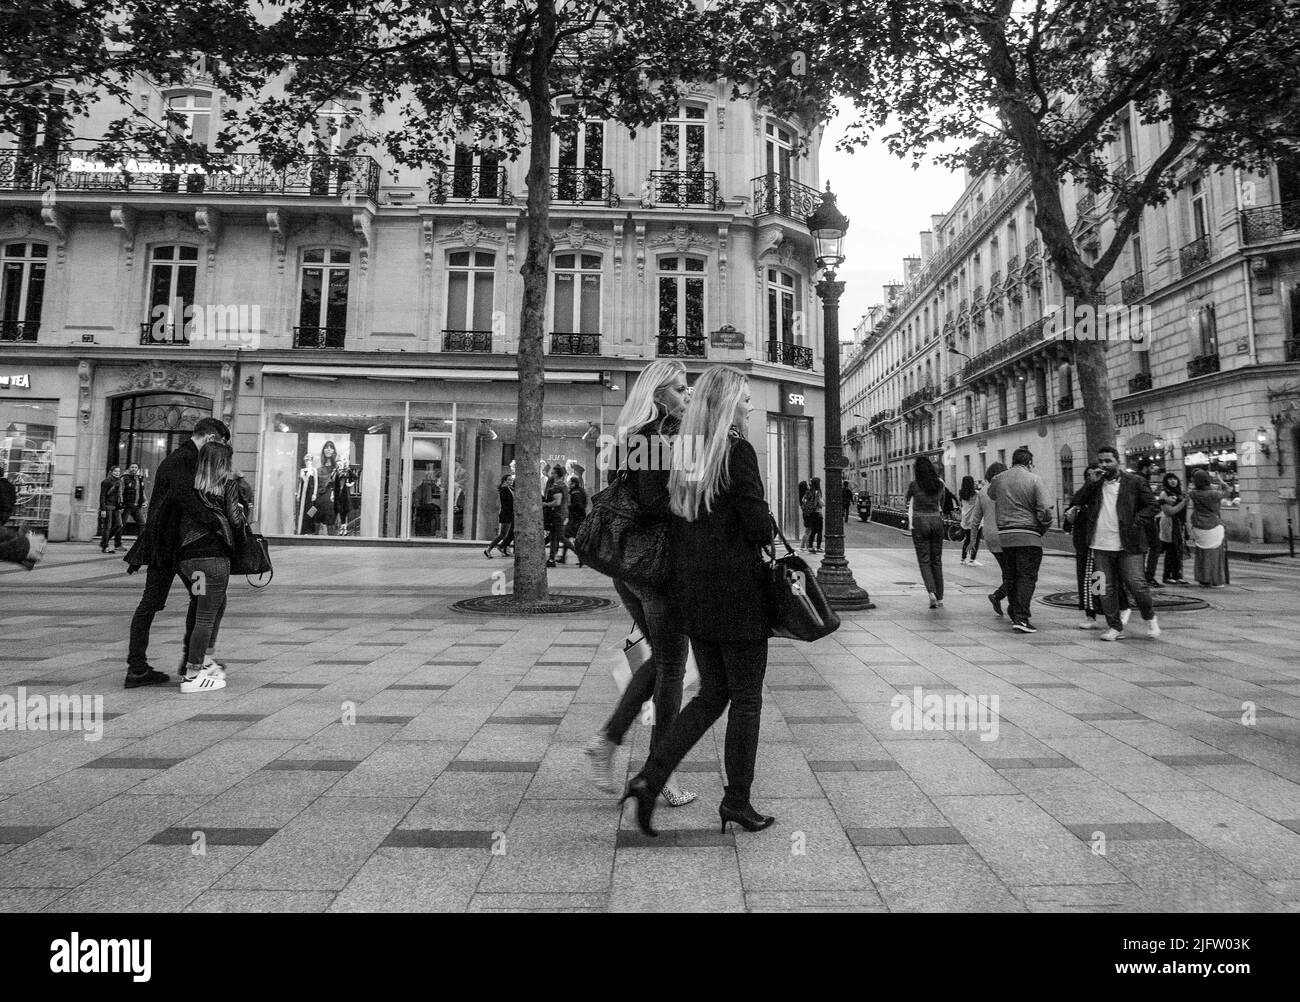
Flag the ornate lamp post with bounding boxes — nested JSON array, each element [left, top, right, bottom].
[[808, 185, 873, 610]]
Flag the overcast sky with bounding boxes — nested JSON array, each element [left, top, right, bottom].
[[818, 100, 968, 340]]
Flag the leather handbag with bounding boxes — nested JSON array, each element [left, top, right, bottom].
[[573, 472, 669, 588], [232, 525, 273, 586], [764, 516, 840, 642]]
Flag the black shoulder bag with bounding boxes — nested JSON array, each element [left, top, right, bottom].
[[764, 515, 841, 642], [573, 471, 669, 589]]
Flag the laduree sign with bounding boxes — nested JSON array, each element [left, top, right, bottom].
[[1115, 408, 1145, 430], [0, 373, 31, 389]]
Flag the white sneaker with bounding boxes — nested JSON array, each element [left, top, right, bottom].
[[1078, 618, 1100, 630], [1119, 608, 1132, 626], [1100, 628, 1126, 642], [1146, 616, 1161, 639], [968, 559, 982, 567], [180, 667, 227, 693], [202, 656, 227, 680]]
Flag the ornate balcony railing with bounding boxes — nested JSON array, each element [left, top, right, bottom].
[[957, 297, 970, 318], [1127, 372, 1152, 393], [1057, 394, 1075, 411], [961, 317, 1047, 380], [0, 320, 38, 342], [901, 384, 936, 413], [1024, 237, 1040, 260], [1004, 254, 1019, 277], [139, 322, 188, 346], [550, 332, 601, 355], [751, 173, 822, 220], [1187, 352, 1220, 378], [1121, 272, 1145, 304], [657, 335, 706, 358], [767, 339, 814, 369], [293, 326, 346, 349], [431, 165, 510, 204], [1076, 190, 1097, 218], [1241, 200, 1300, 244], [647, 170, 721, 210], [1179, 234, 1212, 276], [945, 374, 957, 391], [0, 150, 381, 200], [868, 408, 894, 428], [551, 167, 617, 206], [1287, 337, 1300, 362], [987, 271, 1000, 292], [443, 329, 494, 352]]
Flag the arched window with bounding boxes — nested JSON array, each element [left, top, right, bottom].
[[1, 241, 48, 341], [658, 255, 706, 353], [144, 245, 199, 345], [296, 248, 351, 348]]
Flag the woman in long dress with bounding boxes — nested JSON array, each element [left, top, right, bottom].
[[1187, 469, 1228, 588]]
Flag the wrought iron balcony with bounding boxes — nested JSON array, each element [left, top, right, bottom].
[[139, 321, 188, 346], [293, 326, 346, 349], [431, 165, 510, 204], [1127, 372, 1152, 393], [1187, 352, 1220, 378], [1024, 238, 1040, 260], [0, 149, 381, 200], [0, 320, 38, 342], [751, 173, 822, 220], [1057, 394, 1075, 411], [1076, 190, 1097, 219], [945, 374, 957, 390], [657, 335, 706, 358], [551, 167, 617, 206], [1004, 254, 1019, 276], [767, 340, 813, 368], [961, 317, 1047, 380], [1241, 200, 1300, 244], [550, 332, 601, 355], [1179, 234, 1212, 276], [443, 329, 494, 352], [1120, 272, 1145, 304], [901, 385, 936, 413], [647, 170, 721, 210], [957, 298, 970, 318], [868, 408, 894, 428]]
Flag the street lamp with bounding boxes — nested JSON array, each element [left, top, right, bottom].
[[807, 184, 873, 610]]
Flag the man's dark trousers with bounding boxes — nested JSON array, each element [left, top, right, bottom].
[[127, 563, 193, 672], [1002, 545, 1043, 624]]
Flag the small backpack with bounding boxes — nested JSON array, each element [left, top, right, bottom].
[[801, 488, 821, 514]]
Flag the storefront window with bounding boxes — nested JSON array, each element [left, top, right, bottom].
[[1182, 423, 1239, 506], [766, 414, 811, 540], [1, 398, 56, 533]]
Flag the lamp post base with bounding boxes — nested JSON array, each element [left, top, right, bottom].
[[816, 558, 875, 611]]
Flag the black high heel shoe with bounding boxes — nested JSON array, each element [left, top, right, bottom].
[[719, 804, 775, 834], [619, 777, 658, 837]]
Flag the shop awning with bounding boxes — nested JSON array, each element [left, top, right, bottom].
[[1182, 422, 1236, 456], [259, 365, 601, 383]]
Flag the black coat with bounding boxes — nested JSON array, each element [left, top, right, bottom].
[[669, 435, 773, 643], [1077, 472, 1157, 555], [124, 440, 199, 569], [497, 483, 514, 522]]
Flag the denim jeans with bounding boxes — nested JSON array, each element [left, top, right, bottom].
[[488, 520, 513, 551], [128, 563, 186, 672], [1162, 540, 1184, 582], [641, 638, 768, 809], [1001, 545, 1043, 623], [101, 508, 123, 549], [177, 556, 230, 669], [911, 514, 945, 600], [961, 526, 982, 561], [1091, 550, 1154, 630], [605, 579, 689, 758]]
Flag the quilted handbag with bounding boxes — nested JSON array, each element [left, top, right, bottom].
[[765, 516, 840, 642], [573, 472, 669, 589]]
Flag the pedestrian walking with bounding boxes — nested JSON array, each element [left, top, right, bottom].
[[801, 476, 824, 552], [122, 416, 230, 689], [543, 465, 570, 566], [1065, 462, 1131, 630], [1075, 445, 1161, 641], [585, 359, 697, 808], [958, 475, 983, 566], [170, 441, 247, 693], [98, 465, 124, 553], [620, 365, 775, 837], [1188, 469, 1229, 588], [565, 465, 588, 567], [988, 447, 1053, 633], [1157, 472, 1188, 584], [842, 480, 852, 524], [121, 463, 148, 535], [906, 456, 950, 608], [1137, 459, 1164, 589], [0, 475, 46, 569], [484, 472, 515, 557], [969, 462, 1007, 616]]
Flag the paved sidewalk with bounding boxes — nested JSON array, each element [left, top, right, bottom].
[[2, 526, 1299, 913]]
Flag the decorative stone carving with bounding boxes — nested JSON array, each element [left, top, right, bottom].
[[718, 223, 729, 296], [266, 209, 289, 272], [219, 363, 235, 426], [39, 205, 69, 264], [352, 210, 372, 273], [422, 218, 434, 275], [293, 212, 350, 250], [117, 360, 205, 396], [78, 360, 93, 428], [717, 106, 726, 130], [612, 219, 624, 280], [551, 219, 611, 250], [648, 223, 714, 253], [635, 222, 646, 281], [111, 205, 138, 268], [505, 219, 517, 270], [194, 206, 221, 272], [156, 210, 198, 244], [436, 217, 504, 248]]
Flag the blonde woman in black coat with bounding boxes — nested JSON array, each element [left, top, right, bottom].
[[620, 365, 775, 837]]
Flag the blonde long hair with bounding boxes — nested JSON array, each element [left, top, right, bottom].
[[194, 442, 233, 496], [599, 359, 686, 472], [669, 366, 749, 521]]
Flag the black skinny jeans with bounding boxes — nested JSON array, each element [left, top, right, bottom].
[[641, 639, 769, 809], [1001, 545, 1043, 623], [605, 579, 689, 757], [961, 526, 982, 561], [1162, 540, 1184, 581], [488, 520, 513, 551], [127, 562, 224, 672], [989, 549, 1008, 602], [911, 513, 945, 600]]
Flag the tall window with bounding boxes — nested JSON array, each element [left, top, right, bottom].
[[452, 144, 503, 200], [0, 242, 47, 337], [553, 253, 601, 333], [446, 251, 495, 331], [165, 91, 213, 146], [1194, 301, 1218, 357], [765, 122, 797, 181], [555, 103, 604, 201], [1119, 115, 1135, 173], [658, 256, 705, 341], [1060, 445, 1074, 498], [661, 103, 706, 174], [147, 245, 199, 338], [15, 93, 65, 160], [299, 248, 351, 341], [767, 269, 800, 345], [1190, 178, 1208, 240], [314, 99, 353, 155]]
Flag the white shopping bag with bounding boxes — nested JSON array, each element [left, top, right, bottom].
[[612, 629, 699, 706]]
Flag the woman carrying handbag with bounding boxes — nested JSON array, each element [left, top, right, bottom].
[[583, 360, 697, 807], [620, 365, 776, 837]]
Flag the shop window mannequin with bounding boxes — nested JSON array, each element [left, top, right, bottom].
[[297, 455, 318, 534]]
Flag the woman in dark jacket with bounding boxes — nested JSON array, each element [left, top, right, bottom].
[[485, 473, 514, 557], [620, 365, 775, 837], [585, 360, 696, 807]]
